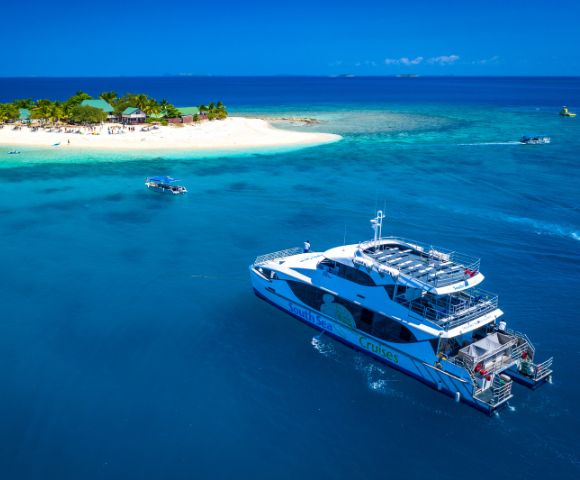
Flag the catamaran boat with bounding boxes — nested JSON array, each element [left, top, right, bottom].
[[520, 135, 550, 145], [250, 211, 553, 414], [145, 176, 188, 195]]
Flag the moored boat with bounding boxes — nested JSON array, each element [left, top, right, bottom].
[[520, 135, 550, 144], [559, 106, 576, 117], [145, 176, 188, 195], [249, 211, 553, 414]]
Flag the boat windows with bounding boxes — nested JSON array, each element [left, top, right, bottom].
[[337, 263, 375, 286], [287, 280, 416, 343], [257, 267, 277, 280], [318, 259, 375, 285]]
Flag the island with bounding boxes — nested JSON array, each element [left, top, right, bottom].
[[0, 92, 341, 152]]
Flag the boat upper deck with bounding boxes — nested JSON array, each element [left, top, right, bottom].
[[359, 237, 482, 290]]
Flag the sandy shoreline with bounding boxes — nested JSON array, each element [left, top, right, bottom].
[[0, 117, 341, 152]]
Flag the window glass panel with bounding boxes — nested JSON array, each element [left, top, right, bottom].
[[287, 281, 415, 343]]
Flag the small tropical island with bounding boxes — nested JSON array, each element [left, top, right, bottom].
[[0, 91, 340, 152]]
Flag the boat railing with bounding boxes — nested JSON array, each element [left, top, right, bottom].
[[531, 357, 554, 381], [401, 288, 499, 330], [254, 247, 303, 266], [505, 328, 536, 359], [359, 237, 481, 287], [489, 376, 514, 406]]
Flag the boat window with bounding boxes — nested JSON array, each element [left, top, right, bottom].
[[372, 313, 416, 343], [318, 259, 337, 270], [287, 280, 416, 343], [257, 267, 277, 280], [358, 308, 374, 333], [319, 259, 375, 286], [336, 263, 375, 286], [384, 285, 395, 299]]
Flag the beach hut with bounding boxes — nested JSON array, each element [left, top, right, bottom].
[[80, 99, 116, 121], [170, 106, 200, 123], [121, 107, 146, 125]]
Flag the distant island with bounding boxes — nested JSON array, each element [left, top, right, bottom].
[[0, 91, 341, 152]]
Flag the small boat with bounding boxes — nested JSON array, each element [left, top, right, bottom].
[[145, 176, 188, 195], [8, 150, 21, 155], [559, 106, 576, 117], [52, 142, 61, 147], [520, 135, 551, 145]]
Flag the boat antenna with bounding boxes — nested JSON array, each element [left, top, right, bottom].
[[370, 210, 385, 245], [343, 224, 347, 246]]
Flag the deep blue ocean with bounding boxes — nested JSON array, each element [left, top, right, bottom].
[[1, 77, 579, 479]]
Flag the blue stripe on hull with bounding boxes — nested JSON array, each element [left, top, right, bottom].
[[253, 288, 495, 415]]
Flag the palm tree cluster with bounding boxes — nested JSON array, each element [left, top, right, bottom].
[[198, 101, 228, 120], [0, 91, 188, 125], [0, 103, 20, 123]]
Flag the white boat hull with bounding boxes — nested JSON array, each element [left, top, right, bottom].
[[250, 267, 497, 413]]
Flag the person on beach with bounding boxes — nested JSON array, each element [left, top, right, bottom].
[[304, 240, 311, 253]]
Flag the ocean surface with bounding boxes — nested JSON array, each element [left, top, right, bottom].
[[1, 77, 579, 479]]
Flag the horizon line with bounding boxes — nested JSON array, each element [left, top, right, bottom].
[[1, 74, 580, 79]]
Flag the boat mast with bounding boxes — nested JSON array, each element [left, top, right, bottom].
[[370, 210, 385, 247]]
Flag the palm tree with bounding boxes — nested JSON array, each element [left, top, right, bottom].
[[100, 91, 118, 106], [51, 102, 66, 124], [134, 94, 150, 111], [31, 99, 54, 124], [215, 100, 228, 119], [12, 98, 33, 109], [0, 103, 20, 123], [71, 91, 92, 104], [142, 98, 161, 117]]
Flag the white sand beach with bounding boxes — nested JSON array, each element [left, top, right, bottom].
[[0, 117, 341, 152]]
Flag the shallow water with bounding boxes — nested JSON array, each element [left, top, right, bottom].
[[1, 77, 579, 479]]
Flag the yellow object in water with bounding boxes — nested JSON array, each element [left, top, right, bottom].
[[560, 106, 576, 117]]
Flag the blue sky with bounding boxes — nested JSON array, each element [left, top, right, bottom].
[[2, 0, 579, 76]]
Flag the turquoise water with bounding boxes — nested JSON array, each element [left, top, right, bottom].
[[1, 78, 579, 478]]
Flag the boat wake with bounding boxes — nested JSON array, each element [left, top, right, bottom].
[[354, 355, 400, 395], [311, 335, 337, 358], [434, 202, 580, 243], [500, 215, 580, 243], [457, 141, 521, 146]]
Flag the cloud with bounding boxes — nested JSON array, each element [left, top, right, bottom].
[[384, 56, 423, 66], [472, 55, 499, 65], [384, 55, 460, 66], [427, 54, 460, 65]]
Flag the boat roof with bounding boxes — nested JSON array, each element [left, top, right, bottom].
[[148, 176, 180, 183], [324, 237, 484, 294]]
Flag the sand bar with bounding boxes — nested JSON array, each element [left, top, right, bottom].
[[0, 117, 341, 152]]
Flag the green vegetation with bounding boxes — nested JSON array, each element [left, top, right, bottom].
[[70, 105, 108, 124], [0, 103, 20, 122], [0, 91, 228, 125], [199, 101, 228, 120]]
